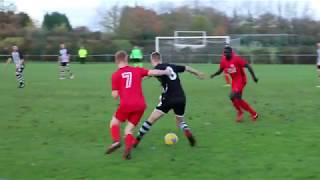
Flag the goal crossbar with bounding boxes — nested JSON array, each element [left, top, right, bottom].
[[155, 36, 230, 52]]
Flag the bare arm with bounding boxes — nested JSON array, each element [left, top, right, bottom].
[[111, 90, 119, 99], [210, 68, 224, 79], [245, 64, 258, 83], [148, 69, 170, 76], [185, 66, 205, 79]]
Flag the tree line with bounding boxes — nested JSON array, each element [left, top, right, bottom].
[[0, 3, 319, 62]]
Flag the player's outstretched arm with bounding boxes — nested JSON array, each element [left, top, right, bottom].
[[185, 66, 205, 79], [148, 69, 171, 77], [210, 68, 223, 79], [245, 64, 258, 83]]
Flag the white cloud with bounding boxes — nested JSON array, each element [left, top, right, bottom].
[[13, 0, 102, 28], [11, 0, 320, 30]]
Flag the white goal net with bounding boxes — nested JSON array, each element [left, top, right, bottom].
[[155, 34, 239, 63]]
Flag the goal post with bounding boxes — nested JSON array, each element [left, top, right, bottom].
[[155, 36, 230, 52], [155, 36, 231, 63]]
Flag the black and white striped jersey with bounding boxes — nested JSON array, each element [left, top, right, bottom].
[[59, 48, 70, 62], [11, 51, 24, 67]]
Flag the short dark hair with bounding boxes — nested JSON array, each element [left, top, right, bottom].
[[224, 46, 232, 52], [151, 51, 161, 61], [115, 50, 128, 61]]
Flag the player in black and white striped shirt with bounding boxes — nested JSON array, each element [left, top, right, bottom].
[[58, 43, 74, 79], [6, 45, 26, 88]]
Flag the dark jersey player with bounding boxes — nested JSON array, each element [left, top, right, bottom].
[[134, 52, 205, 147], [210, 46, 259, 122]]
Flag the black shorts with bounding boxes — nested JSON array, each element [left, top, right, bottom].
[[317, 65, 320, 69], [131, 58, 142, 63], [16, 65, 25, 73], [60, 62, 69, 66], [156, 96, 186, 117]]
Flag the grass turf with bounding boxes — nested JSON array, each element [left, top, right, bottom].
[[0, 63, 319, 180]]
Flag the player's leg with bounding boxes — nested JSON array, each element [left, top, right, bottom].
[[59, 63, 66, 79], [65, 63, 74, 79], [230, 92, 243, 122], [123, 110, 144, 160], [135, 97, 170, 147], [173, 99, 196, 146], [106, 109, 126, 154], [105, 116, 122, 154], [237, 87, 258, 121], [16, 66, 25, 88], [239, 99, 258, 121], [175, 115, 196, 146], [123, 121, 136, 160], [135, 109, 165, 147]]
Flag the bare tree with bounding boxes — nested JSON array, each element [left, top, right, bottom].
[[284, 1, 298, 19], [301, 1, 311, 18], [99, 4, 122, 33], [0, 0, 16, 12], [277, 0, 283, 18]]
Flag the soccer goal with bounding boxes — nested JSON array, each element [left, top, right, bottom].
[[155, 32, 238, 63]]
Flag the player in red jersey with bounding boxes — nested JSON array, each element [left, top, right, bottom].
[[210, 46, 259, 122], [105, 50, 170, 160]]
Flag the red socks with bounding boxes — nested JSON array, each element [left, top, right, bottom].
[[232, 99, 242, 113], [239, 99, 256, 115], [110, 125, 136, 151], [110, 125, 120, 142], [184, 129, 192, 138], [232, 99, 256, 115], [125, 134, 135, 151]]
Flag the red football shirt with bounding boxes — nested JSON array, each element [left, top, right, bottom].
[[220, 54, 247, 84], [112, 66, 149, 112]]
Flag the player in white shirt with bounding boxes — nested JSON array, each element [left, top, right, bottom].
[[317, 43, 320, 87], [58, 43, 74, 79], [6, 45, 26, 88]]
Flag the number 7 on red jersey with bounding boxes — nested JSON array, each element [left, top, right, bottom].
[[121, 72, 132, 88]]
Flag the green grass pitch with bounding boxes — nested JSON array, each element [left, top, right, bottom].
[[0, 63, 319, 179]]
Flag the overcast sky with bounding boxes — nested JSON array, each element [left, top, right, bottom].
[[12, 0, 320, 30]]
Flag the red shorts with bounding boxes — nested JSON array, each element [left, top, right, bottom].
[[114, 108, 145, 126], [232, 81, 246, 93]]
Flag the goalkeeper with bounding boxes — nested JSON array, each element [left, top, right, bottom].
[[130, 46, 143, 67]]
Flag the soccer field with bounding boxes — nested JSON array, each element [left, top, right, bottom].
[[0, 63, 319, 180]]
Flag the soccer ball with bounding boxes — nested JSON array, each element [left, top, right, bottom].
[[164, 133, 178, 145]]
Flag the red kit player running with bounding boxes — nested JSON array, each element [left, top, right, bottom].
[[210, 46, 259, 122], [105, 51, 170, 160]]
